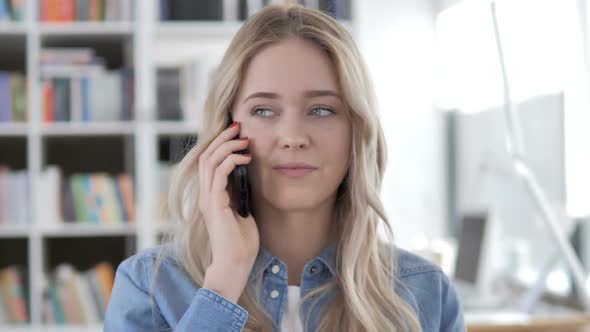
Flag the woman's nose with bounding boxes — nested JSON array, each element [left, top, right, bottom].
[[281, 137, 308, 150], [277, 118, 310, 150]]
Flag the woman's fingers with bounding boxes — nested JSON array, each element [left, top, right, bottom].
[[199, 122, 241, 195], [211, 153, 252, 196]]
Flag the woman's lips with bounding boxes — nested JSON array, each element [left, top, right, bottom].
[[275, 168, 316, 177]]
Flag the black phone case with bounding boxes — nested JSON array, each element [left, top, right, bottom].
[[228, 117, 251, 218], [232, 164, 251, 218]]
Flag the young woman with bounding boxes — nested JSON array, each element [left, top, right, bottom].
[[105, 4, 465, 332]]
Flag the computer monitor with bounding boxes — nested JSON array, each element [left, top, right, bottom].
[[453, 211, 499, 307], [455, 212, 488, 284], [452, 92, 566, 292]]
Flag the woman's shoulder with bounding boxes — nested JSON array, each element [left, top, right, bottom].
[[114, 245, 201, 325], [395, 247, 443, 277], [392, 247, 465, 331], [393, 245, 452, 296], [118, 244, 175, 270], [116, 244, 191, 290]]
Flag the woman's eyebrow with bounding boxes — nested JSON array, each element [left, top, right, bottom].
[[243, 90, 342, 103]]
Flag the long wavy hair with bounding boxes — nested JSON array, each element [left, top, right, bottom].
[[151, 4, 422, 332]]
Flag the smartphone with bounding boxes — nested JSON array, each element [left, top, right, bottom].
[[227, 116, 251, 218]]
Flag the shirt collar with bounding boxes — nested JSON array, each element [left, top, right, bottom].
[[248, 241, 338, 283]]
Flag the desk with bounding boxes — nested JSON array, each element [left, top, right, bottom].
[[467, 313, 590, 332]]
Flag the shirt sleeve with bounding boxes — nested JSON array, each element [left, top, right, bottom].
[[174, 288, 249, 331], [104, 254, 249, 332]]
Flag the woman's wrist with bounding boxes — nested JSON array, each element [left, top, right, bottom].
[[203, 262, 251, 303]]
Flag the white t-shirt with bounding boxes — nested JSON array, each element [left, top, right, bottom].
[[280, 285, 304, 332]]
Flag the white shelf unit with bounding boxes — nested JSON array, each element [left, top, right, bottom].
[[39, 22, 134, 36], [0, 0, 356, 331]]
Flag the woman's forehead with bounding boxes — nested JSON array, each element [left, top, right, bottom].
[[239, 39, 340, 95]]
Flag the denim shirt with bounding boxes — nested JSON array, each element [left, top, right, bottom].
[[104, 243, 465, 331]]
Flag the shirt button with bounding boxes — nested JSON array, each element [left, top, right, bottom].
[[271, 264, 280, 274], [309, 265, 318, 274], [270, 290, 280, 299]]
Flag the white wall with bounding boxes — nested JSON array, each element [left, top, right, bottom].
[[355, 0, 448, 249]]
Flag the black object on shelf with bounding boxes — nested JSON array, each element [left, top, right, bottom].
[[157, 68, 182, 121], [159, 135, 198, 163], [44, 236, 135, 272], [160, 0, 223, 21], [319, 0, 352, 20]]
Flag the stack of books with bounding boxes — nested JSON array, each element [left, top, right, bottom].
[[41, 48, 134, 123], [0, 265, 28, 325], [40, 0, 135, 22], [42, 262, 114, 324], [0, 0, 24, 22], [0, 72, 27, 123], [40, 166, 136, 225], [0, 165, 29, 225]]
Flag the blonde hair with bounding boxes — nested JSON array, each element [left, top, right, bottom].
[[152, 4, 422, 332]]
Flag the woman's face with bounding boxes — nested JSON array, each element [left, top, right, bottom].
[[231, 37, 352, 212]]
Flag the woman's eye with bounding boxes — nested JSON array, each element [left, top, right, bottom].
[[310, 106, 334, 116], [252, 108, 274, 117], [251, 106, 334, 118]]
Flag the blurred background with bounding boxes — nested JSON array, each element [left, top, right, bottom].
[[1, 0, 590, 330]]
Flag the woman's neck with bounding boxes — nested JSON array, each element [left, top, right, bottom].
[[256, 199, 338, 286]]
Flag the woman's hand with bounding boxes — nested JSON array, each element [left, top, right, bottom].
[[198, 121, 260, 302]]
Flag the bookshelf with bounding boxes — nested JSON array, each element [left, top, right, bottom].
[[0, 0, 356, 330]]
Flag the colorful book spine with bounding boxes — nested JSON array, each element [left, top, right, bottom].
[[0, 72, 12, 122]]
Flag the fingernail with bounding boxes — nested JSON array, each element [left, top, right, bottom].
[[243, 153, 252, 158], [239, 137, 249, 141], [229, 121, 239, 129]]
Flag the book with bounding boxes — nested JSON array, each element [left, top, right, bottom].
[[53, 78, 70, 122], [118, 174, 136, 222], [0, 166, 29, 225], [0, 0, 10, 21], [40, 166, 62, 226], [41, 72, 133, 122], [0, 72, 12, 122], [47, 284, 66, 324], [157, 67, 182, 120], [41, 48, 95, 65], [43, 262, 115, 323], [43, 80, 55, 122], [75, 272, 100, 323], [0, 266, 29, 323], [10, 73, 26, 122], [38, 168, 136, 225], [0, 165, 7, 224], [61, 179, 77, 223], [89, 71, 122, 121], [40, 0, 134, 22], [55, 264, 85, 324], [94, 262, 114, 311]]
